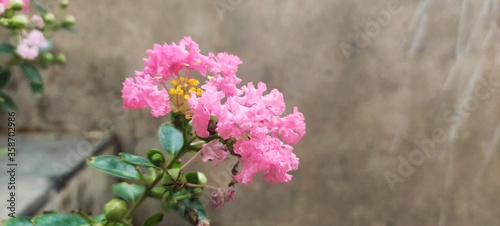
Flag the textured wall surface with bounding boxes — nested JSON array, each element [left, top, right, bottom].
[[6, 0, 500, 225]]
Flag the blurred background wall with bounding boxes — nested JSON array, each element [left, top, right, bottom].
[[6, 0, 500, 225]]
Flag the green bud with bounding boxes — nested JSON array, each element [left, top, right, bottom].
[[42, 52, 54, 62], [92, 224, 104, 226], [193, 187, 203, 197], [150, 187, 167, 199], [60, 0, 69, 8], [161, 168, 181, 186], [43, 13, 56, 24], [10, 14, 28, 28], [186, 172, 207, 185], [62, 15, 75, 26], [9, 0, 24, 11], [103, 199, 127, 223], [55, 53, 66, 64], [147, 149, 165, 167]]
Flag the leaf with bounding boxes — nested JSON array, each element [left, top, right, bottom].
[[32, 213, 89, 226], [4, 217, 34, 226], [158, 123, 184, 156], [142, 212, 164, 226], [33, 2, 48, 13], [112, 182, 145, 203], [0, 92, 17, 112], [20, 63, 42, 84], [0, 43, 15, 55], [87, 156, 141, 181], [0, 69, 11, 90], [29, 82, 43, 95], [172, 198, 209, 225], [119, 152, 158, 168], [93, 214, 105, 223]]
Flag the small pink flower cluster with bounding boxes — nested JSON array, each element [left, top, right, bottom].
[[16, 30, 48, 60], [122, 37, 306, 185]]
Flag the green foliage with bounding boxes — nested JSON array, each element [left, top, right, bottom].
[[172, 198, 209, 225], [0, 44, 15, 55], [20, 63, 44, 95], [0, 91, 17, 112], [112, 182, 146, 203], [158, 123, 184, 155], [0, 69, 12, 90], [142, 212, 164, 226], [87, 156, 141, 181], [119, 152, 158, 168], [32, 213, 89, 226], [4, 217, 33, 226]]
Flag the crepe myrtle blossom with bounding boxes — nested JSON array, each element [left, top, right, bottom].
[[210, 187, 235, 210], [122, 36, 305, 185], [16, 30, 48, 60], [189, 81, 306, 184]]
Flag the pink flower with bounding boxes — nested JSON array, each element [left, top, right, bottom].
[[233, 137, 299, 184], [200, 140, 228, 166], [121, 75, 170, 117], [16, 30, 48, 60], [31, 15, 44, 28], [209, 187, 235, 209], [140, 37, 210, 82], [190, 81, 305, 184]]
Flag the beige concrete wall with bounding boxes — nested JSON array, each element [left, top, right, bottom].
[[6, 0, 500, 225]]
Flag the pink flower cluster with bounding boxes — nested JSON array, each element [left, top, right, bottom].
[[16, 30, 48, 60], [122, 37, 306, 184], [190, 81, 305, 184]]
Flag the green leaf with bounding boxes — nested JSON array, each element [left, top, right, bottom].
[[0, 44, 15, 55], [173, 198, 209, 225], [93, 214, 105, 223], [158, 123, 183, 156], [0, 92, 17, 112], [29, 82, 43, 95], [119, 152, 158, 168], [33, 2, 48, 13], [87, 156, 141, 181], [32, 213, 89, 226], [0, 69, 11, 90], [4, 217, 34, 226], [143, 212, 164, 226], [20, 63, 42, 83], [112, 182, 145, 203]]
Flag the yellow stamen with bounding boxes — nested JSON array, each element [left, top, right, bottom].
[[170, 79, 179, 86], [188, 78, 199, 86], [169, 88, 176, 95], [184, 94, 190, 100]]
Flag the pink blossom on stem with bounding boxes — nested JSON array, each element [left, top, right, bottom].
[[31, 15, 44, 28], [16, 30, 48, 60], [121, 75, 170, 117], [200, 140, 229, 166]]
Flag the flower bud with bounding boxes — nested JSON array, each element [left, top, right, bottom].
[[104, 199, 128, 222], [186, 172, 207, 185], [161, 168, 181, 186], [55, 53, 66, 64], [9, 0, 24, 11], [150, 187, 167, 199], [147, 149, 165, 167], [42, 52, 54, 62], [62, 15, 75, 26], [10, 14, 28, 28], [60, 0, 69, 8], [43, 13, 56, 24], [193, 187, 203, 197]]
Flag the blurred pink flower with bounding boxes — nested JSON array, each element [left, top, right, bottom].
[[121, 75, 170, 117], [16, 30, 48, 60], [0, 0, 29, 12], [31, 15, 44, 28]]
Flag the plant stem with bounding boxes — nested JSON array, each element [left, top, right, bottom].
[[124, 171, 165, 220], [180, 150, 202, 170]]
